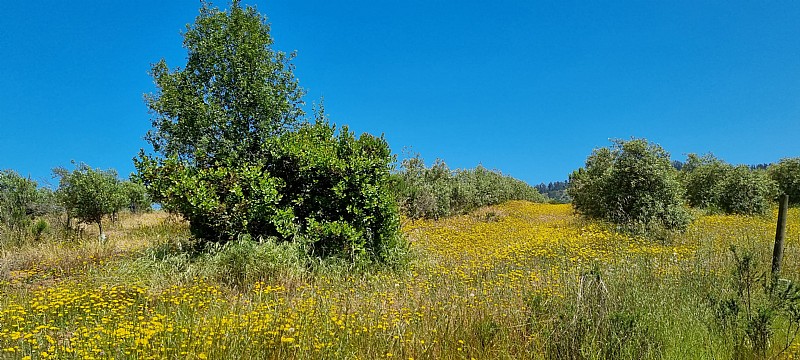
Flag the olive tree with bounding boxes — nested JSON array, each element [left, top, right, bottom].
[[54, 164, 125, 237], [568, 138, 691, 232]]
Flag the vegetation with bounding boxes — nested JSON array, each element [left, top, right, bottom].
[[568, 138, 691, 233], [769, 157, 800, 205], [1, 201, 798, 359], [0, 170, 55, 243], [54, 163, 127, 237], [134, 2, 401, 264], [535, 180, 570, 203], [3, 2, 799, 359], [680, 154, 777, 215], [393, 154, 545, 219]]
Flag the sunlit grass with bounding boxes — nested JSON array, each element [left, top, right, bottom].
[[1, 202, 799, 359]]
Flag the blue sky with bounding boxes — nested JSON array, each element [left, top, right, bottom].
[[1, 1, 798, 188]]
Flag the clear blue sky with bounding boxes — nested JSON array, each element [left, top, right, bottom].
[[1, 1, 798, 188]]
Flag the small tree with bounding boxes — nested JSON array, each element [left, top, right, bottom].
[[55, 164, 125, 237], [769, 158, 800, 205], [0, 170, 42, 238], [568, 138, 691, 232], [120, 181, 152, 213]]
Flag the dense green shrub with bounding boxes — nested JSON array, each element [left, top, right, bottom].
[[568, 138, 691, 232], [769, 157, 800, 205], [716, 166, 776, 215], [138, 121, 401, 262], [134, 2, 403, 263], [394, 154, 545, 219], [680, 154, 729, 208], [680, 154, 777, 215]]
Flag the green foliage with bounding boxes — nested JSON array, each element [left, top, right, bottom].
[[393, 154, 545, 219], [0, 170, 40, 235], [680, 154, 776, 215], [119, 181, 152, 213], [137, 120, 402, 263], [716, 166, 776, 216], [54, 163, 125, 235], [707, 246, 800, 358], [0, 170, 57, 243], [769, 157, 800, 205], [203, 235, 307, 288], [135, 2, 402, 263], [681, 153, 730, 208], [144, 0, 303, 166], [568, 138, 691, 232]]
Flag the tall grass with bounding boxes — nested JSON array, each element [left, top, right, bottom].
[[1, 204, 799, 359]]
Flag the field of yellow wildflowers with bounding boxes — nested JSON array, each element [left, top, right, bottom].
[[1, 202, 799, 359]]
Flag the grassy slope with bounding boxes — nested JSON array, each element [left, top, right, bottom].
[[1, 203, 799, 359]]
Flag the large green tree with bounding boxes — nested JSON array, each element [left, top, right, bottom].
[[135, 2, 401, 263], [144, 0, 304, 166]]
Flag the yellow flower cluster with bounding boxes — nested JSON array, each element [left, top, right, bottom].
[[0, 202, 797, 358]]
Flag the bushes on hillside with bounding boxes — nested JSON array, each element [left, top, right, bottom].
[[768, 157, 800, 205], [567, 139, 691, 232], [680, 154, 776, 215], [393, 155, 545, 219]]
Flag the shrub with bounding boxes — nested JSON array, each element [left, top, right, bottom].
[[716, 166, 776, 216], [568, 138, 691, 232], [137, 121, 402, 263], [0, 170, 40, 236], [680, 153, 730, 208], [120, 181, 152, 213], [680, 154, 776, 215], [0, 170, 58, 243], [769, 157, 800, 205]]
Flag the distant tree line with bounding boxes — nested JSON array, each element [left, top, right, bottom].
[[392, 154, 546, 219], [534, 181, 570, 203]]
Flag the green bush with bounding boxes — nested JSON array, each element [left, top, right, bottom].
[[134, 2, 403, 263], [716, 166, 776, 216], [120, 181, 152, 213], [568, 138, 691, 232], [137, 121, 402, 263], [393, 154, 545, 219], [769, 157, 800, 205], [0, 170, 58, 243], [680, 154, 776, 215], [680, 154, 729, 208]]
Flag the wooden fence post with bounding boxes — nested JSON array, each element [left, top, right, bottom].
[[771, 194, 789, 280]]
